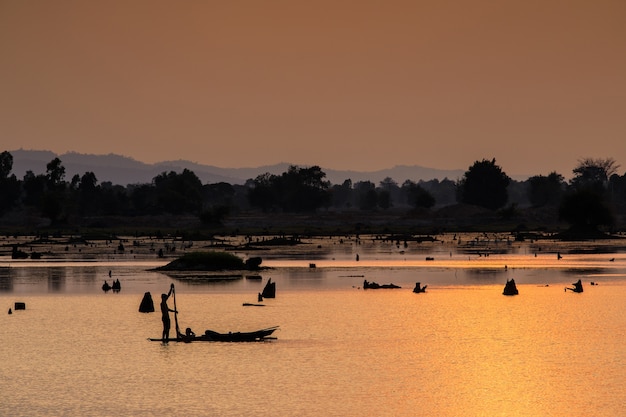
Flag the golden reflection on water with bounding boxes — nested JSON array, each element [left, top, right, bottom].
[[264, 252, 625, 270], [2, 283, 624, 416]]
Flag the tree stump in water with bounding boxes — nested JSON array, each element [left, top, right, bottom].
[[139, 292, 155, 313]]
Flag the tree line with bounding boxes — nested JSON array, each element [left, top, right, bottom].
[[0, 150, 624, 233]]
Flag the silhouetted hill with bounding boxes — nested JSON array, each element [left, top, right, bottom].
[[8, 149, 469, 186]]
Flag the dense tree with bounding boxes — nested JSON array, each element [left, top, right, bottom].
[[418, 178, 456, 207], [570, 157, 619, 192], [247, 172, 278, 212], [0, 174, 20, 214], [527, 172, 566, 207], [46, 157, 66, 191], [402, 180, 435, 209], [129, 183, 157, 215], [41, 192, 63, 223], [377, 189, 391, 209], [199, 182, 236, 224], [0, 151, 13, 179], [557, 158, 620, 236], [248, 166, 331, 212], [36, 158, 69, 223], [379, 177, 397, 190], [277, 165, 331, 212], [153, 169, 203, 214], [608, 173, 626, 207], [203, 182, 235, 207], [506, 180, 530, 208], [331, 179, 353, 209], [99, 182, 129, 215], [354, 181, 378, 210], [379, 177, 401, 207], [559, 189, 614, 233], [0, 151, 20, 214], [78, 172, 98, 193], [70, 174, 80, 191], [22, 170, 46, 206], [75, 172, 100, 214], [457, 158, 510, 210]]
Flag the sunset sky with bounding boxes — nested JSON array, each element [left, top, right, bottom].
[[1, 0, 625, 178]]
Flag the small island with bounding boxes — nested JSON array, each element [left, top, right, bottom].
[[156, 251, 262, 272]]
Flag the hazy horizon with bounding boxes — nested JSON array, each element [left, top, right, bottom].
[[7, 148, 475, 187], [5, 146, 470, 173], [2, 1, 625, 176]]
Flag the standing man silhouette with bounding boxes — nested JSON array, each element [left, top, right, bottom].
[[161, 284, 176, 342]]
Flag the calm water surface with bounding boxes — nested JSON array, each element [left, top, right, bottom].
[[1, 235, 625, 416]]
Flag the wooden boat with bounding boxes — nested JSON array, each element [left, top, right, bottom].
[[149, 326, 279, 343], [202, 326, 278, 342], [148, 284, 278, 343]]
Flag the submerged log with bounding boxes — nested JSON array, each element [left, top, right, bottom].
[[363, 280, 400, 289]]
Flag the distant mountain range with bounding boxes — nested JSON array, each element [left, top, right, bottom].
[[8, 149, 470, 186]]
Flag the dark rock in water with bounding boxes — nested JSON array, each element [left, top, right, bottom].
[[245, 256, 263, 269], [139, 292, 155, 313], [503, 279, 519, 296]]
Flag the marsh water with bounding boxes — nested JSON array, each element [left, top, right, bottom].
[[1, 234, 625, 416]]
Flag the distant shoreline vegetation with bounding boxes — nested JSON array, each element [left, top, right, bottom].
[[0, 151, 624, 238]]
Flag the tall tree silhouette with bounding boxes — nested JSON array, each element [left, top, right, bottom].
[[0, 151, 20, 214], [457, 158, 511, 210]]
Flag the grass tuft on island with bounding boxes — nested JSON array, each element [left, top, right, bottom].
[[156, 251, 256, 272]]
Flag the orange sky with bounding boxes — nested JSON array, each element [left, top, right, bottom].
[[1, 0, 625, 177]]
